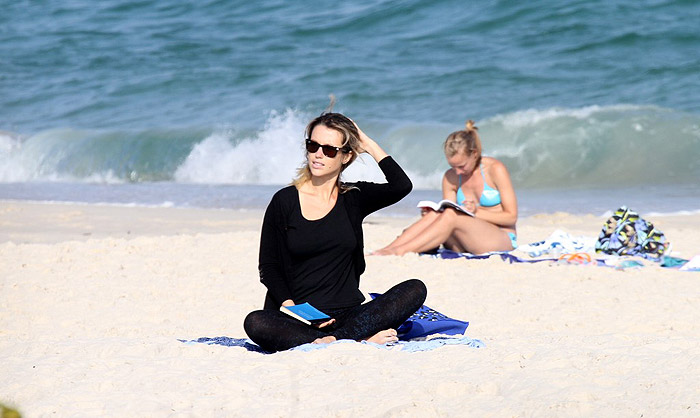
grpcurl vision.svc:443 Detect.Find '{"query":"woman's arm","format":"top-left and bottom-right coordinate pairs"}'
top-left (351, 124), bottom-right (412, 216)
top-left (356, 157), bottom-right (413, 217)
top-left (355, 123), bottom-right (388, 163)
top-left (258, 194), bottom-right (294, 306)
top-left (473, 160), bottom-right (518, 228)
top-left (441, 169), bottom-right (458, 202)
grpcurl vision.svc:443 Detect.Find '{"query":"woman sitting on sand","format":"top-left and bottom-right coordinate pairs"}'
top-left (374, 120), bottom-right (517, 256)
top-left (243, 111), bottom-right (427, 352)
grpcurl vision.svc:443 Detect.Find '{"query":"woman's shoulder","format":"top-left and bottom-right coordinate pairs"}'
top-left (482, 157), bottom-right (512, 185)
top-left (338, 183), bottom-right (361, 205)
top-left (268, 185), bottom-right (298, 208)
top-left (482, 157), bottom-right (507, 173)
top-left (272, 184), bottom-right (297, 198)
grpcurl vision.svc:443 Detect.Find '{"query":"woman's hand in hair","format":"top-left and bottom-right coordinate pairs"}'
top-left (352, 120), bottom-right (388, 162)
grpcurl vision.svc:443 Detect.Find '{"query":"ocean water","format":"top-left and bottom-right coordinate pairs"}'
top-left (2, 0), bottom-right (699, 216)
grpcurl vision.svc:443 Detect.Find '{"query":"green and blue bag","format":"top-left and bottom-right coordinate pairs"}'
top-left (595, 206), bottom-right (668, 261)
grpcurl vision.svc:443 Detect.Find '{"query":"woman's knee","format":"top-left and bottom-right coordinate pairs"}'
top-left (437, 208), bottom-right (462, 225)
top-left (243, 310), bottom-right (267, 337)
top-left (402, 278), bottom-right (427, 302)
top-left (410, 210), bottom-right (439, 230)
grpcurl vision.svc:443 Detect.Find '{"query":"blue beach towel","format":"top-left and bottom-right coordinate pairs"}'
top-left (424, 229), bottom-right (684, 271)
top-left (179, 336), bottom-right (272, 353)
top-left (424, 248), bottom-right (556, 264)
top-left (426, 248), bottom-right (620, 268)
top-left (179, 336), bottom-right (484, 353)
top-left (180, 297), bottom-right (482, 352)
top-left (518, 229), bottom-right (596, 258)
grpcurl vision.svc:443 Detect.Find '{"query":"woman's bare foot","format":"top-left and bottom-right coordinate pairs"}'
top-left (312, 335), bottom-right (337, 345)
top-left (366, 328), bottom-right (398, 345)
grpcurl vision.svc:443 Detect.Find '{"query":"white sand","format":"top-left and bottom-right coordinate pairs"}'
top-left (1, 201), bottom-right (699, 416)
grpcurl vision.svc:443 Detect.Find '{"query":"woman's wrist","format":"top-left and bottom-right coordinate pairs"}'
top-left (364, 140), bottom-right (388, 162)
top-left (354, 122), bottom-right (388, 162)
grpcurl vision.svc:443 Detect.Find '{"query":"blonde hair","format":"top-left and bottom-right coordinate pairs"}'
top-left (443, 120), bottom-right (482, 166)
top-left (292, 112), bottom-right (362, 193)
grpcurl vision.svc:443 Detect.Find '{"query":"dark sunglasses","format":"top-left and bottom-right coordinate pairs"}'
top-left (305, 139), bottom-right (349, 158)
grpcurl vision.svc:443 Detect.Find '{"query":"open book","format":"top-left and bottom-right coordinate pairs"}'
top-left (417, 200), bottom-right (474, 217)
top-left (280, 302), bottom-right (331, 325)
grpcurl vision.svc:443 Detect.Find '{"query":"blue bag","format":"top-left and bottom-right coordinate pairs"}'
top-left (370, 293), bottom-right (470, 340)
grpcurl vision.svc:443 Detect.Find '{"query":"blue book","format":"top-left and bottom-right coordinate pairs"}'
top-left (280, 302), bottom-right (331, 325)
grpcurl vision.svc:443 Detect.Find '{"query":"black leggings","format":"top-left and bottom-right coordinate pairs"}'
top-left (243, 279), bottom-right (427, 352)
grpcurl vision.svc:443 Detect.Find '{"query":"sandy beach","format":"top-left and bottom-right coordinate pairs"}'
top-left (1, 200), bottom-right (699, 417)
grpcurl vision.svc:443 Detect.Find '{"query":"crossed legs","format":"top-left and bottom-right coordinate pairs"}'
top-left (243, 279), bottom-right (427, 352)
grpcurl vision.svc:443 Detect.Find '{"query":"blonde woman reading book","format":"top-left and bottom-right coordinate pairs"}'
top-left (374, 120), bottom-right (517, 255)
top-left (243, 111), bottom-right (426, 352)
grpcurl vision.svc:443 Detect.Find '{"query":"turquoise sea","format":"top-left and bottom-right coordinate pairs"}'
top-left (2, 0), bottom-right (699, 216)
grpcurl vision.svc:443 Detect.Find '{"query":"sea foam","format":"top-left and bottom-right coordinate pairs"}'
top-left (1, 105), bottom-right (698, 191)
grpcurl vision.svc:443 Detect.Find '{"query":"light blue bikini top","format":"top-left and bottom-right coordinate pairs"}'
top-left (456, 165), bottom-right (502, 207)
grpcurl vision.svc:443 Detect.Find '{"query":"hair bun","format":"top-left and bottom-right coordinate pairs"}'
top-left (465, 120), bottom-right (478, 131)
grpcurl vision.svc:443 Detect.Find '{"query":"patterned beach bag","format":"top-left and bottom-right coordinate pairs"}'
top-left (594, 206), bottom-right (669, 261)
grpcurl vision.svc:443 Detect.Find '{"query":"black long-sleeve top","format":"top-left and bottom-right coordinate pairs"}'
top-left (258, 156), bottom-right (412, 310)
